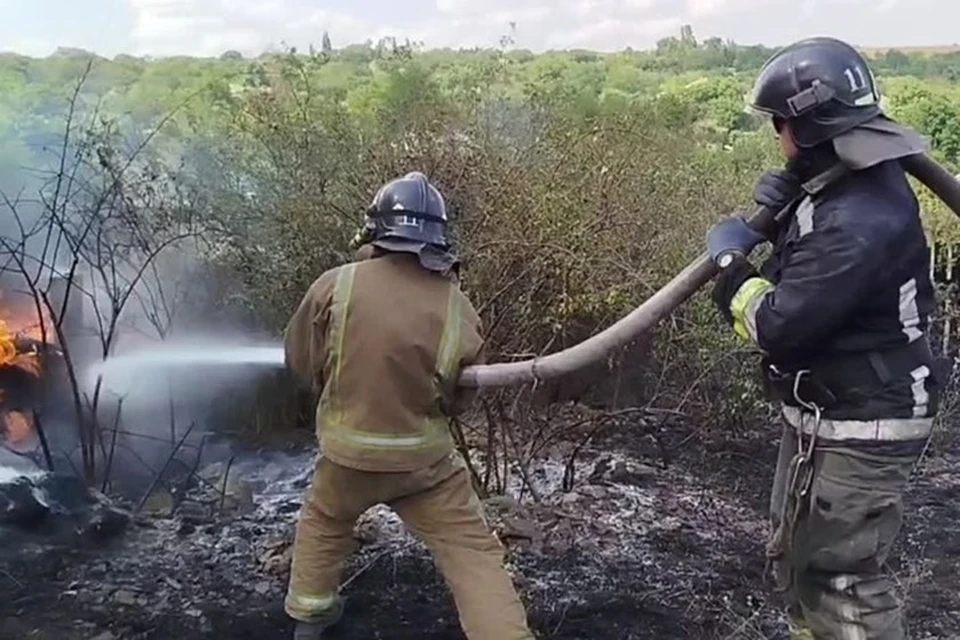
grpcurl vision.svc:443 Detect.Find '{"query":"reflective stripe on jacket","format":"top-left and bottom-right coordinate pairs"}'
top-left (284, 251), bottom-right (484, 472)
top-left (728, 160), bottom-right (940, 437)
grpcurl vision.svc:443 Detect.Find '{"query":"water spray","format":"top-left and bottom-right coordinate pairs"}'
top-left (86, 345), bottom-right (285, 382)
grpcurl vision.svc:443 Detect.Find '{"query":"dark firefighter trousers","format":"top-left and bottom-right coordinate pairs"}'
top-left (767, 422), bottom-right (924, 640)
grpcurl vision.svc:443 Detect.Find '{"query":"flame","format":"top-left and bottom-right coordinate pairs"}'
top-left (0, 292), bottom-right (56, 377)
top-left (0, 324), bottom-right (15, 366)
top-left (0, 289), bottom-right (56, 448)
top-left (0, 319), bottom-right (41, 377)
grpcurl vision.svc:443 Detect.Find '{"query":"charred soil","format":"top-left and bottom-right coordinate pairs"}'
top-left (2, 418), bottom-right (959, 640)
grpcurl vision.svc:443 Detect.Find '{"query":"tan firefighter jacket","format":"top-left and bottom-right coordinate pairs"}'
top-left (284, 250), bottom-right (485, 473)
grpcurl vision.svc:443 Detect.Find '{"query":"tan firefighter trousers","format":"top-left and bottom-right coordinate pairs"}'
top-left (285, 450), bottom-right (534, 640)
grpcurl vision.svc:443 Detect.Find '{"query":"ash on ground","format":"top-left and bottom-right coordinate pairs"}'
top-left (1, 418), bottom-right (958, 640)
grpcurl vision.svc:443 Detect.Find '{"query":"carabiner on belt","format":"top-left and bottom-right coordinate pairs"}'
top-left (790, 370), bottom-right (821, 499)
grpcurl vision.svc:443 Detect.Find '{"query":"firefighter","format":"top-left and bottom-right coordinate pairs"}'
top-left (282, 171), bottom-right (533, 640)
top-left (706, 37), bottom-right (943, 639)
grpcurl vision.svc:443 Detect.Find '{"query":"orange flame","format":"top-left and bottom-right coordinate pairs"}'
top-left (0, 290), bottom-right (56, 448)
top-left (0, 323), bottom-right (15, 367)
top-left (0, 291), bottom-right (56, 377)
top-left (0, 319), bottom-right (42, 377)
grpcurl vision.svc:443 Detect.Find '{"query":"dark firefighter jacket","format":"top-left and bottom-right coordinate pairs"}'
top-left (728, 159), bottom-right (941, 443)
top-left (284, 249), bottom-right (485, 473)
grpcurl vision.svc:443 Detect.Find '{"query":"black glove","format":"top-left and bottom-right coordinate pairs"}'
top-left (711, 255), bottom-right (759, 326)
top-left (753, 169), bottom-right (802, 211)
top-left (706, 216), bottom-right (765, 268)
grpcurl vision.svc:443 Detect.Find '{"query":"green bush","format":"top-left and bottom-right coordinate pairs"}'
top-left (196, 54), bottom-right (785, 432)
top-left (6, 37), bottom-right (960, 442)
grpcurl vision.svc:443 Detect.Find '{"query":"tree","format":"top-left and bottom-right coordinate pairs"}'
top-left (322, 31), bottom-right (333, 54)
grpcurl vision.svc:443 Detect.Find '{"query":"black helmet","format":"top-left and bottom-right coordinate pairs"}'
top-left (364, 171), bottom-right (449, 249)
top-left (749, 36), bottom-right (882, 148)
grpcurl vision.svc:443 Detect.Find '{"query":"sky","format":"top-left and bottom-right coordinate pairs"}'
top-left (3, 0), bottom-right (959, 58)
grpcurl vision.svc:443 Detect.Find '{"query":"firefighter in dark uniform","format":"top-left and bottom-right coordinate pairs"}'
top-left (706, 37), bottom-right (943, 639)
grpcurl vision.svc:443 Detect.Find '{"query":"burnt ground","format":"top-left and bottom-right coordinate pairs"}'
top-left (1, 416), bottom-right (959, 640)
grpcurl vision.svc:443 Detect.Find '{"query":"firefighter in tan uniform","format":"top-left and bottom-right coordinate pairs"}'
top-left (282, 171), bottom-right (534, 640)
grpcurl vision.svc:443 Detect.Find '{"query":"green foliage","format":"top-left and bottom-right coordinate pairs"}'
top-left (884, 77), bottom-right (960, 162)
top-left (6, 31), bottom-right (960, 430)
top-left (187, 51), bottom-right (782, 424)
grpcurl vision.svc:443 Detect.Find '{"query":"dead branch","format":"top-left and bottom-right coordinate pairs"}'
top-left (448, 416), bottom-right (486, 498)
top-left (481, 399), bottom-right (501, 494)
top-left (218, 454), bottom-right (237, 514)
top-left (502, 407), bottom-right (542, 503)
top-left (31, 409), bottom-right (55, 472)
top-left (101, 398), bottom-right (124, 492)
top-left (134, 422), bottom-right (196, 514)
top-left (341, 550), bottom-right (389, 591)
top-left (172, 433), bottom-right (211, 515)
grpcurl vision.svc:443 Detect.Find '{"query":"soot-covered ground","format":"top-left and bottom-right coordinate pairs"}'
top-left (2, 417), bottom-right (959, 640)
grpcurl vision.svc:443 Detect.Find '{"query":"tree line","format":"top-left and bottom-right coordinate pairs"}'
top-left (2, 29), bottom-right (959, 485)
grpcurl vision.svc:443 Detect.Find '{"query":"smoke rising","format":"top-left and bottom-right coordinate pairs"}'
top-left (0, 69), bottom-right (291, 494)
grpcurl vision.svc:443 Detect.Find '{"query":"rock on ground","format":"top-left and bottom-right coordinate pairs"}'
top-left (0, 471), bottom-right (129, 555)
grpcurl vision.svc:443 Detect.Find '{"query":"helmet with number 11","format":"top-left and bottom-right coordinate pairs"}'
top-left (749, 36), bottom-right (883, 148)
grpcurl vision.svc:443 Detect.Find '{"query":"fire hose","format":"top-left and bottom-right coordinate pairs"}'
top-left (458, 153), bottom-right (960, 388)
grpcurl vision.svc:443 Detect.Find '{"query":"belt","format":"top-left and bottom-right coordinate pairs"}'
top-left (762, 336), bottom-right (943, 409)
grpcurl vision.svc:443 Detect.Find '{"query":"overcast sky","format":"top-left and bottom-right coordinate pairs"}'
top-left (4, 0), bottom-right (959, 58)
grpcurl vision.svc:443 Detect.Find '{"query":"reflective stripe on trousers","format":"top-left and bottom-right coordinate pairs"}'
top-left (781, 406), bottom-right (934, 442)
top-left (319, 262), bottom-right (464, 452)
top-left (285, 591), bottom-right (340, 624)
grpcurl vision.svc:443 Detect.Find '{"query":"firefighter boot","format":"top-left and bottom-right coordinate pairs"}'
top-left (291, 597), bottom-right (345, 639)
top-left (293, 623), bottom-right (325, 640)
